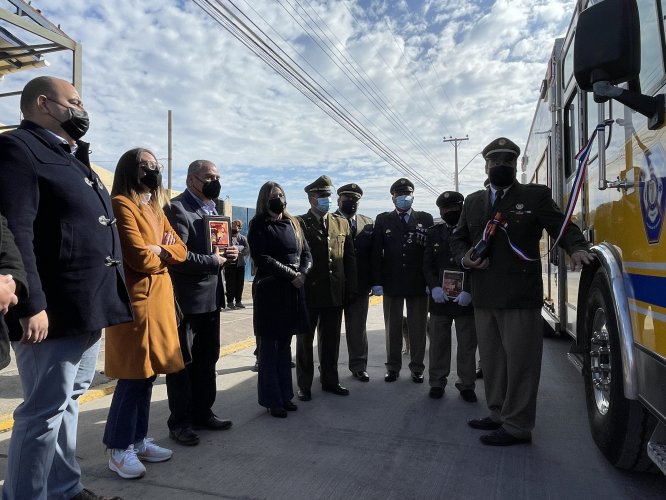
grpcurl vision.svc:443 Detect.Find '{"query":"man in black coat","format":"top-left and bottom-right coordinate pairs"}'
top-left (165, 159), bottom-right (238, 446)
top-left (371, 178), bottom-right (434, 383)
top-left (0, 76), bottom-right (132, 500)
top-left (335, 183), bottom-right (374, 381)
top-left (0, 213), bottom-right (28, 371)
top-left (451, 137), bottom-right (593, 446)
top-left (423, 192), bottom-right (477, 402)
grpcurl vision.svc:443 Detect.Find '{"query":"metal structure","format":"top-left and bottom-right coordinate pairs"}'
top-left (0, 0), bottom-right (81, 129)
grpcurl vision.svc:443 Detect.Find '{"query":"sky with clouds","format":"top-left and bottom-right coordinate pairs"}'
top-left (0, 0), bottom-right (577, 217)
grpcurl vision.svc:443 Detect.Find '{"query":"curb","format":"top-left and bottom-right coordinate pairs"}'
top-left (0, 337), bottom-right (258, 434)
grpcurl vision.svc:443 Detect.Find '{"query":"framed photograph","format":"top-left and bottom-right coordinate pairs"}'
top-left (203, 215), bottom-right (231, 254)
top-left (442, 270), bottom-right (464, 299)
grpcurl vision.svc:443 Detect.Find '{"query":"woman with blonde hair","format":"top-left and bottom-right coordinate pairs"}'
top-left (103, 147), bottom-right (187, 479)
top-left (248, 181), bottom-right (311, 417)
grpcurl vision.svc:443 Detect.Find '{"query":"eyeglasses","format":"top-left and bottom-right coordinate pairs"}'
top-left (138, 161), bottom-right (164, 172)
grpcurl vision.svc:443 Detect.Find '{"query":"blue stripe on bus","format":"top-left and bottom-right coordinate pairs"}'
top-left (626, 273), bottom-right (666, 309)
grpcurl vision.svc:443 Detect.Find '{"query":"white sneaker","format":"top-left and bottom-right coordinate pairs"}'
top-left (108, 445), bottom-right (146, 479)
top-left (134, 437), bottom-right (173, 463)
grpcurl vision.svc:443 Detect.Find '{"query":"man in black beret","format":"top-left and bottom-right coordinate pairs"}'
top-left (335, 183), bottom-right (373, 382)
top-left (296, 176), bottom-right (357, 400)
top-left (371, 178), bottom-right (434, 383)
top-left (423, 192), bottom-right (477, 401)
top-left (451, 137), bottom-right (594, 446)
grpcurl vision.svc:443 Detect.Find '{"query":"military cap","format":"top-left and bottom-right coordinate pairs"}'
top-left (337, 183), bottom-right (363, 198)
top-left (482, 137), bottom-right (521, 160)
top-left (304, 175), bottom-right (333, 194)
top-left (390, 177), bottom-right (414, 194)
top-left (436, 191), bottom-right (464, 209)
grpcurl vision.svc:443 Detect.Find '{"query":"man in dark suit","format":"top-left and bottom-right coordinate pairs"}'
top-left (296, 175), bottom-right (357, 400)
top-left (371, 178), bottom-right (434, 383)
top-left (165, 160), bottom-right (238, 446)
top-left (335, 183), bottom-right (373, 382)
top-left (224, 219), bottom-right (250, 309)
top-left (0, 213), bottom-right (28, 371)
top-left (423, 191), bottom-right (477, 401)
top-left (451, 137), bottom-right (593, 446)
top-left (0, 76), bottom-right (132, 500)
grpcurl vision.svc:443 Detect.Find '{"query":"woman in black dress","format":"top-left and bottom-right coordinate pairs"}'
top-left (248, 181), bottom-right (312, 417)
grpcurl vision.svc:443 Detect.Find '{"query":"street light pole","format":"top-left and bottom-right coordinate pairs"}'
top-left (443, 135), bottom-right (468, 192)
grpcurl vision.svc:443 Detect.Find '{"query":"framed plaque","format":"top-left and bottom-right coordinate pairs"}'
top-left (442, 270), bottom-right (464, 298)
top-left (204, 215), bottom-right (231, 254)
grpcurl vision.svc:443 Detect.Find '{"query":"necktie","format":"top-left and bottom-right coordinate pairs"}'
top-left (349, 218), bottom-right (357, 237)
top-left (492, 189), bottom-right (504, 210)
top-left (321, 215), bottom-right (327, 233)
top-left (399, 212), bottom-right (408, 225)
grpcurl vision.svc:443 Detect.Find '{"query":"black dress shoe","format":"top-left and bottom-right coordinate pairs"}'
top-left (411, 372), bottom-right (424, 383)
top-left (353, 370), bottom-right (370, 382)
top-left (476, 367), bottom-right (483, 379)
top-left (192, 415), bottom-right (232, 431)
top-left (297, 389), bottom-right (312, 401)
top-left (283, 400), bottom-right (298, 411)
top-left (429, 387), bottom-right (444, 399)
top-left (460, 389), bottom-right (478, 402)
top-left (290, 361), bottom-right (296, 368)
top-left (467, 416), bottom-right (502, 430)
top-left (480, 427), bottom-right (532, 446)
top-left (269, 407), bottom-right (288, 418)
top-left (235, 302), bottom-right (246, 309)
top-left (384, 371), bottom-right (399, 382)
top-left (169, 426), bottom-right (200, 446)
top-left (322, 384), bottom-right (350, 396)
top-left (70, 489), bottom-right (123, 500)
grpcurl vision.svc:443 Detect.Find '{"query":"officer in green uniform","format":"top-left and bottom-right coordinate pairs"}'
top-left (451, 137), bottom-right (594, 446)
top-left (296, 175), bottom-right (357, 401)
top-left (371, 178), bottom-right (434, 383)
top-left (335, 183), bottom-right (374, 382)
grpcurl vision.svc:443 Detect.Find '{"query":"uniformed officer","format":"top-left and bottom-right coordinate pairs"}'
top-left (423, 191), bottom-right (477, 401)
top-left (371, 178), bottom-right (434, 383)
top-left (296, 175), bottom-right (357, 400)
top-left (451, 137), bottom-right (594, 446)
top-left (335, 183), bottom-right (373, 382)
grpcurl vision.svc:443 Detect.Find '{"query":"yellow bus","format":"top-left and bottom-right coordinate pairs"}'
top-left (522, 0), bottom-right (665, 473)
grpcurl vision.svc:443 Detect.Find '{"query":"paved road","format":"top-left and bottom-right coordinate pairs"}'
top-left (1, 295), bottom-right (664, 499)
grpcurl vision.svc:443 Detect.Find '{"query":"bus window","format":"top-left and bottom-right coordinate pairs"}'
top-left (563, 92), bottom-right (579, 179)
top-left (639, 0), bottom-right (665, 93)
top-left (562, 35), bottom-right (575, 90)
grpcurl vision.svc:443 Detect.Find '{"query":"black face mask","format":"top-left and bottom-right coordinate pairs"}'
top-left (488, 165), bottom-right (516, 188)
top-left (46, 99), bottom-right (90, 140)
top-left (268, 197), bottom-right (286, 214)
top-left (201, 179), bottom-right (221, 199)
top-left (442, 209), bottom-right (461, 226)
top-left (232, 228), bottom-right (239, 235)
top-left (140, 168), bottom-right (162, 190)
top-left (339, 199), bottom-right (358, 216)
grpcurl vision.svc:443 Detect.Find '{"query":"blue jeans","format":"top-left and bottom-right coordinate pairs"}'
top-left (103, 377), bottom-right (155, 449)
top-left (3, 331), bottom-right (101, 500)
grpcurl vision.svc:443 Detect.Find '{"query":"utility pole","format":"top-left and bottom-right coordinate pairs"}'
top-left (443, 135), bottom-right (468, 192)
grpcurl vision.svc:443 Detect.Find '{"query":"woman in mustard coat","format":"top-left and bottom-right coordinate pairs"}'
top-left (103, 147), bottom-right (187, 480)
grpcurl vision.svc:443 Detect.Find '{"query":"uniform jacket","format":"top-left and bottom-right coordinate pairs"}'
top-left (0, 120), bottom-right (133, 341)
top-left (248, 217), bottom-right (312, 339)
top-left (0, 214), bottom-right (28, 370)
top-left (371, 209), bottom-right (434, 296)
top-left (450, 183), bottom-right (589, 309)
top-left (334, 210), bottom-right (373, 294)
top-left (297, 210), bottom-right (357, 309)
top-left (104, 196), bottom-right (187, 379)
top-left (423, 221), bottom-right (473, 317)
top-left (165, 190), bottom-right (226, 315)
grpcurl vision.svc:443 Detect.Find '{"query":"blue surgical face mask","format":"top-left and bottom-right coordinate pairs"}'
top-left (395, 195), bottom-right (413, 211)
top-left (316, 196), bottom-right (331, 213)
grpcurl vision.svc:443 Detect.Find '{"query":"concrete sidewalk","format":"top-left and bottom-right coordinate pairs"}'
top-left (1, 296), bottom-right (664, 499)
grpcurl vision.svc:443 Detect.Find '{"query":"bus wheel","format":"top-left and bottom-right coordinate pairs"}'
top-left (583, 270), bottom-right (656, 471)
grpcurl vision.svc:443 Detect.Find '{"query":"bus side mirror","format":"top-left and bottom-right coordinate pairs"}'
top-left (573, 0), bottom-right (640, 90)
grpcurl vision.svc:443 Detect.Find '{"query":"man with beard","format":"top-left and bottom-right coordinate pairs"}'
top-left (451, 137), bottom-right (593, 446)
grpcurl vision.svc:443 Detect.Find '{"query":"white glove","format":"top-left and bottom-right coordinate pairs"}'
top-left (431, 286), bottom-right (446, 303)
top-left (453, 291), bottom-right (472, 307)
top-left (371, 285), bottom-right (384, 296)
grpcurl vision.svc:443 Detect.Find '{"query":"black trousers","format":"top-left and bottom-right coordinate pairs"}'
top-left (296, 305), bottom-right (343, 390)
top-left (257, 336), bottom-right (294, 408)
top-left (166, 311), bottom-right (220, 429)
top-left (224, 265), bottom-right (246, 304)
